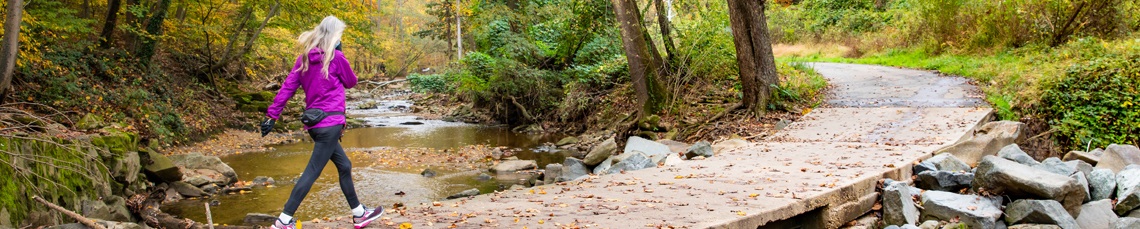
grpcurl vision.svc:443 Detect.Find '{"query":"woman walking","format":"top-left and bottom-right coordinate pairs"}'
top-left (260, 16), bottom-right (383, 229)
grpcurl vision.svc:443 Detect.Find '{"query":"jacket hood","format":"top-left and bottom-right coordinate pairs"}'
top-left (307, 48), bottom-right (332, 63)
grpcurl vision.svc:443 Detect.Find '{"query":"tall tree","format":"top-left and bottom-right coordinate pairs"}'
top-left (726, 0), bottom-right (778, 115)
top-left (652, 0), bottom-right (677, 66)
top-left (138, 0), bottom-right (172, 62)
top-left (99, 0), bottom-right (123, 48)
top-left (611, 0), bottom-right (670, 116)
top-left (0, 0), bottom-right (22, 103)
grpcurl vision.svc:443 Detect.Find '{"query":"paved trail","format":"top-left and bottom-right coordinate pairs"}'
top-left (307, 63), bottom-right (993, 228)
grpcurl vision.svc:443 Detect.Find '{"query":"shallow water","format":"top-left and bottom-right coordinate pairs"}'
top-left (163, 101), bottom-right (568, 225)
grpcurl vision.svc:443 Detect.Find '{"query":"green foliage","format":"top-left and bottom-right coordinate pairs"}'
top-left (0, 136), bottom-right (112, 225)
top-left (769, 62), bottom-right (828, 111)
top-left (408, 73), bottom-right (451, 93)
top-left (1040, 55), bottom-right (1140, 149)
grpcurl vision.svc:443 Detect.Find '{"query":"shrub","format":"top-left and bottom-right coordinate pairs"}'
top-left (407, 73), bottom-right (450, 93)
top-left (1039, 55), bottom-right (1139, 149)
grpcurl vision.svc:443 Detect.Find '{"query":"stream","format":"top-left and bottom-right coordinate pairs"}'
top-left (162, 97), bottom-right (569, 225)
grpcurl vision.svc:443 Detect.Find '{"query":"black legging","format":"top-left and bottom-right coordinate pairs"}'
top-left (282, 125), bottom-right (359, 215)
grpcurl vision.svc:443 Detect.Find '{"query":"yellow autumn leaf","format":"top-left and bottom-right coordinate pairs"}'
top-left (399, 222), bottom-right (413, 229)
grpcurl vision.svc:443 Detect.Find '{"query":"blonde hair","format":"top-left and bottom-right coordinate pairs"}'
top-left (296, 16), bottom-right (347, 79)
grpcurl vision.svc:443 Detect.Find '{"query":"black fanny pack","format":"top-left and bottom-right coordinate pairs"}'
top-left (300, 108), bottom-right (344, 126)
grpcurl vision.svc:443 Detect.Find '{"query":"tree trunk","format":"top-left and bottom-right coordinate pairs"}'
top-left (208, 1), bottom-right (278, 73)
top-left (137, 0), bottom-right (172, 63)
top-left (611, 0), bottom-right (669, 116)
top-left (99, 0), bottom-right (123, 49)
top-left (653, 0), bottom-right (678, 66)
top-left (726, 0), bottom-right (779, 115)
top-left (0, 0), bottom-right (22, 103)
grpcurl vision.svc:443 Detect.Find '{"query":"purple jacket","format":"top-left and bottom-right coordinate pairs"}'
top-left (266, 48), bottom-right (358, 129)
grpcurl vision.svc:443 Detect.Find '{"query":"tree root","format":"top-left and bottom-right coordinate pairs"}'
top-left (509, 96), bottom-right (536, 122)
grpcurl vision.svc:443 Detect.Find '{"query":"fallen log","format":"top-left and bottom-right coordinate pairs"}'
top-left (32, 196), bottom-right (107, 229)
top-left (129, 188), bottom-right (253, 229)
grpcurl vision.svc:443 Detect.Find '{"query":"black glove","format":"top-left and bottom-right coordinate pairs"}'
top-left (260, 119), bottom-right (276, 137)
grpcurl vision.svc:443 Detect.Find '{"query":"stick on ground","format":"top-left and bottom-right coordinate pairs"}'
top-left (32, 195), bottom-right (108, 229)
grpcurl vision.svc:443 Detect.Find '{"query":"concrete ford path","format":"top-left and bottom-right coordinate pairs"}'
top-left (315, 63), bottom-right (993, 228)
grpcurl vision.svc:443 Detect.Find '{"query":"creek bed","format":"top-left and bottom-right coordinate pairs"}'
top-left (163, 101), bottom-right (568, 225)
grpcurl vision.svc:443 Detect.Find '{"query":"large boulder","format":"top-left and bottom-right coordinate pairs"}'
top-left (170, 153), bottom-right (237, 184)
top-left (882, 182), bottom-right (920, 225)
top-left (920, 190), bottom-right (1003, 229)
top-left (171, 181), bottom-right (205, 197)
top-left (1089, 168), bottom-right (1117, 200)
top-left (1064, 151), bottom-right (1101, 166)
top-left (1075, 199), bottom-right (1118, 229)
top-left (936, 121), bottom-right (1024, 165)
top-left (140, 150), bottom-right (182, 183)
top-left (914, 171), bottom-right (974, 192)
top-left (1115, 166), bottom-right (1140, 212)
top-left (973, 156), bottom-right (1085, 217)
top-left (80, 196), bottom-right (134, 222)
top-left (559, 158), bottom-right (590, 182)
top-left (492, 160), bottom-right (537, 173)
top-left (181, 169), bottom-right (229, 186)
top-left (685, 141), bottom-right (714, 159)
top-left (1096, 144), bottom-right (1140, 173)
top-left (926, 153), bottom-right (971, 172)
top-left (543, 163), bottom-right (562, 184)
top-left (1115, 218), bottom-right (1140, 229)
top-left (603, 151), bottom-right (653, 175)
top-left (1035, 157), bottom-right (1077, 176)
top-left (446, 188), bottom-right (480, 199)
top-left (1004, 199), bottom-right (1079, 229)
top-left (999, 144), bottom-right (1041, 167)
top-left (623, 136), bottom-right (671, 157)
top-left (583, 138), bottom-right (617, 166)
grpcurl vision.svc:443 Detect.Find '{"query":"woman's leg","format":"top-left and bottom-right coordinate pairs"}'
top-left (281, 126), bottom-right (340, 215)
top-left (329, 129), bottom-right (361, 208)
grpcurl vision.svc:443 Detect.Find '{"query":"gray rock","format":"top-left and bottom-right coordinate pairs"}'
top-left (920, 190), bottom-right (1003, 229)
top-left (48, 220), bottom-right (146, 229)
top-left (915, 171), bottom-right (974, 192)
top-left (884, 226), bottom-right (900, 229)
top-left (170, 153), bottom-right (237, 184)
top-left (421, 168), bottom-right (438, 177)
top-left (593, 158), bottom-right (612, 175)
top-left (183, 175), bottom-right (211, 187)
top-left (685, 141), bottom-right (714, 159)
top-left (1115, 217), bottom-right (1140, 229)
top-left (476, 173), bottom-right (492, 181)
top-left (1076, 199), bottom-right (1118, 229)
top-left (583, 138), bottom-right (616, 166)
top-left (604, 151), bottom-right (653, 175)
top-left (80, 196), bottom-right (134, 222)
top-left (1070, 172), bottom-right (1091, 202)
top-left (1129, 209), bottom-right (1140, 218)
top-left (1090, 168), bottom-right (1117, 200)
top-left (882, 182), bottom-right (920, 225)
top-left (927, 153), bottom-right (971, 172)
top-left (663, 154), bottom-right (683, 166)
top-left (1096, 144), bottom-right (1140, 173)
top-left (1075, 160), bottom-right (1094, 178)
top-left (649, 153), bottom-right (668, 166)
top-left (1035, 157), bottom-right (1078, 176)
top-left (1115, 189), bottom-right (1140, 215)
top-left (1000, 144), bottom-right (1042, 167)
top-left (446, 188), bottom-right (480, 199)
top-left (1007, 225), bottom-right (1062, 229)
top-left (938, 121), bottom-right (1025, 165)
top-left (244, 213), bottom-right (278, 226)
top-left (1065, 151), bottom-right (1101, 166)
top-left (559, 158), bottom-right (590, 182)
top-left (623, 136), bottom-right (671, 157)
top-left (973, 156), bottom-right (1085, 217)
top-left (1004, 199), bottom-right (1079, 229)
top-left (200, 183), bottom-right (219, 193)
top-left (1116, 166), bottom-right (1140, 201)
top-left (492, 160), bottom-right (537, 173)
top-left (141, 150), bottom-right (182, 182)
top-left (914, 161), bottom-right (938, 175)
top-left (252, 176), bottom-right (276, 186)
top-left (543, 163), bottom-right (562, 184)
top-left (918, 220), bottom-right (940, 229)
top-left (163, 187), bottom-right (183, 203)
top-left (657, 140), bottom-right (690, 155)
top-left (171, 181), bottom-right (205, 197)
top-left (491, 148), bottom-right (504, 160)
top-left (180, 168), bottom-right (229, 186)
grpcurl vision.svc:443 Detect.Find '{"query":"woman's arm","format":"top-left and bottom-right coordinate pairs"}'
top-left (333, 51), bottom-right (358, 89)
top-left (266, 55), bottom-right (305, 119)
